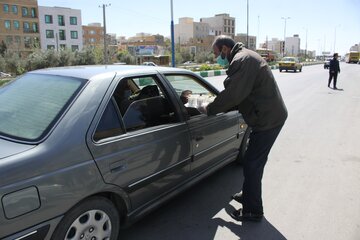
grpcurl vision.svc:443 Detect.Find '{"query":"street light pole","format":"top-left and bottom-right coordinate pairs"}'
top-left (281, 17), bottom-right (290, 56)
top-left (100, 3), bottom-right (111, 64)
top-left (170, 0), bottom-right (175, 67)
top-left (246, 0), bottom-right (249, 48)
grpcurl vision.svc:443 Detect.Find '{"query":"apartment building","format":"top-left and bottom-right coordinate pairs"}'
top-left (174, 17), bottom-right (210, 44)
top-left (38, 6), bottom-right (82, 51)
top-left (234, 33), bottom-right (257, 51)
top-left (82, 23), bottom-right (104, 47)
top-left (200, 13), bottom-right (235, 39)
top-left (0, 0), bottom-right (40, 56)
top-left (285, 34), bottom-right (300, 56)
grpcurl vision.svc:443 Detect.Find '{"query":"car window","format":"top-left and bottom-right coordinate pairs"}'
top-left (94, 76), bottom-right (179, 140)
top-left (0, 73), bottom-right (85, 142)
top-left (164, 74), bottom-right (216, 117)
top-left (94, 98), bottom-right (124, 141)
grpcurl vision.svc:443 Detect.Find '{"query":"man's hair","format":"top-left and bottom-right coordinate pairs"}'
top-left (212, 35), bottom-right (236, 50)
top-left (333, 53), bottom-right (338, 58)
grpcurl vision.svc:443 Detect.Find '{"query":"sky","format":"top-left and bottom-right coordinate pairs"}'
top-left (38, 0), bottom-right (360, 56)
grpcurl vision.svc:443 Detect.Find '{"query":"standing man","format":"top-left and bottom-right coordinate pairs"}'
top-left (328, 53), bottom-right (341, 89)
top-left (206, 35), bottom-right (287, 222)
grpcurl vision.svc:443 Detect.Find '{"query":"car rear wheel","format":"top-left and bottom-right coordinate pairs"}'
top-left (300, 67), bottom-right (302, 72)
top-left (51, 197), bottom-right (120, 240)
top-left (236, 127), bottom-right (251, 165)
top-left (279, 69), bottom-right (282, 72)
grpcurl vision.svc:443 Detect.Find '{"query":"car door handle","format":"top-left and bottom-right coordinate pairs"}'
top-left (195, 136), bottom-right (204, 141)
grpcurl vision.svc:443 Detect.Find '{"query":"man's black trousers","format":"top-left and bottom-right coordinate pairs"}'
top-left (242, 125), bottom-right (283, 214)
top-left (328, 72), bottom-right (338, 88)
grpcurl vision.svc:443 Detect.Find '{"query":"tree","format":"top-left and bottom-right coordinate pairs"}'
top-left (0, 41), bottom-right (7, 57)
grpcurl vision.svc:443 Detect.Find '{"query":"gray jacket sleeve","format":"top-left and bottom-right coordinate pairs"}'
top-left (207, 54), bottom-right (258, 115)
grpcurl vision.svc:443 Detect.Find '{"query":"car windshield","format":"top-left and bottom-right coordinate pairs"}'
top-left (0, 73), bottom-right (86, 142)
top-left (282, 57), bottom-right (295, 61)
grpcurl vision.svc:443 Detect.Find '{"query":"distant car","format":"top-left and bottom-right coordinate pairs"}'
top-left (324, 59), bottom-right (331, 69)
top-left (278, 57), bottom-right (302, 72)
top-left (183, 61), bottom-right (195, 65)
top-left (142, 62), bottom-right (157, 66)
top-left (0, 72), bottom-right (11, 78)
top-left (0, 65), bottom-right (249, 239)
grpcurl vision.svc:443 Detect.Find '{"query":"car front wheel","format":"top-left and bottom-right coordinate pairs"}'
top-left (51, 197), bottom-right (120, 240)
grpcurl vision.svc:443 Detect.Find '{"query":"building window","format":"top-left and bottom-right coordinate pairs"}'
top-left (59, 44), bottom-right (66, 50)
top-left (58, 15), bottom-right (65, 26)
top-left (59, 30), bottom-right (66, 40)
top-left (71, 45), bottom-right (79, 51)
top-left (224, 27), bottom-right (226, 33)
top-left (22, 7), bottom-right (28, 17)
top-left (12, 5), bottom-right (17, 14)
top-left (32, 23), bottom-right (38, 33)
top-left (223, 19), bottom-right (226, 25)
top-left (13, 20), bottom-right (20, 30)
top-left (45, 15), bottom-right (53, 24)
top-left (15, 36), bottom-right (20, 44)
top-left (70, 31), bottom-right (78, 39)
top-left (3, 4), bottom-right (9, 13)
top-left (24, 36), bottom-right (31, 48)
top-left (70, 16), bottom-right (77, 25)
top-left (232, 20), bottom-right (235, 26)
top-left (89, 30), bottom-right (96, 35)
top-left (6, 36), bottom-right (12, 44)
top-left (23, 22), bottom-right (30, 32)
top-left (47, 45), bottom-right (55, 50)
top-left (4, 20), bottom-right (11, 29)
top-left (31, 8), bottom-right (36, 18)
top-left (46, 30), bottom-right (54, 38)
top-left (89, 38), bottom-right (96, 43)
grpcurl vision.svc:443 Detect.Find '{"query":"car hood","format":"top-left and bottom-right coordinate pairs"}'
top-left (0, 138), bottom-right (36, 160)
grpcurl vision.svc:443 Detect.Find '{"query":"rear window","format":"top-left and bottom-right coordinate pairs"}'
top-left (0, 73), bottom-right (86, 142)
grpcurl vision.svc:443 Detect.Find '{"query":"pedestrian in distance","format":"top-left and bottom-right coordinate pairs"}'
top-left (206, 35), bottom-right (288, 222)
top-left (328, 53), bottom-right (341, 90)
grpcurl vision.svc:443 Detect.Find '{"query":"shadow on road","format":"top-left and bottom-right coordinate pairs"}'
top-left (120, 162), bottom-right (286, 240)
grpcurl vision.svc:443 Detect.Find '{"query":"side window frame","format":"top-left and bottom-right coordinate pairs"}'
top-left (92, 73), bottom-right (184, 143)
top-left (161, 73), bottom-right (219, 120)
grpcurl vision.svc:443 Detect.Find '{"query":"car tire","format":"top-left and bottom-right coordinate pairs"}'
top-left (294, 68), bottom-right (297, 72)
top-left (300, 67), bottom-right (302, 72)
top-left (51, 197), bottom-right (120, 240)
top-left (279, 69), bottom-right (282, 72)
top-left (236, 127), bottom-right (251, 165)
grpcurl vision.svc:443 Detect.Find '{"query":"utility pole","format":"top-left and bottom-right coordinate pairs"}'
top-left (281, 17), bottom-right (290, 56)
top-left (100, 3), bottom-right (111, 64)
top-left (170, 0), bottom-right (175, 67)
top-left (246, 0), bottom-right (249, 48)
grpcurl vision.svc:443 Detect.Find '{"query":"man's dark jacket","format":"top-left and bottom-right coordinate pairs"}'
top-left (329, 58), bottom-right (340, 74)
top-left (207, 43), bottom-right (288, 132)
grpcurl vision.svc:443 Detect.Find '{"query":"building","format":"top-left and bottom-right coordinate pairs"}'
top-left (285, 34), bottom-right (300, 56)
top-left (264, 38), bottom-right (284, 55)
top-left (38, 6), bottom-right (82, 51)
top-left (200, 13), bottom-right (235, 39)
top-left (174, 17), bottom-right (210, 44)
top-left (0, 0), bottom-right (40, 56)
top-left (234, 33), bottom-right (256, 50)
top-left (82, 23), bottom-right (104, 47)
top-left (127, 33), bottom-right (164, 46)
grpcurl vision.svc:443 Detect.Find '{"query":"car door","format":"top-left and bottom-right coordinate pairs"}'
top-left (87, 73), bottom-right (191, 210)
top-left (162, 73), bottom-right (244, 175)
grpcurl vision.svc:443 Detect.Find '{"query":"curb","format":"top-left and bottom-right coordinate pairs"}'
top-left (195, 62), bottom-right (323, 77)
top-left (196, 69), bottom-right (227, 77)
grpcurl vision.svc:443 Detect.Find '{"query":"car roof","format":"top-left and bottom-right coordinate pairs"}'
top-left (30, 65), bottom-right (189, 80)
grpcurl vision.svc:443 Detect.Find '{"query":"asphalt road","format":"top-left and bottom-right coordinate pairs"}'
top-left (120, 63), bottom-right (360, 240)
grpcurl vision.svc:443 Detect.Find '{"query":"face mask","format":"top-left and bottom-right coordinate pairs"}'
top-left (217, 55), bottom-right (229, 67)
